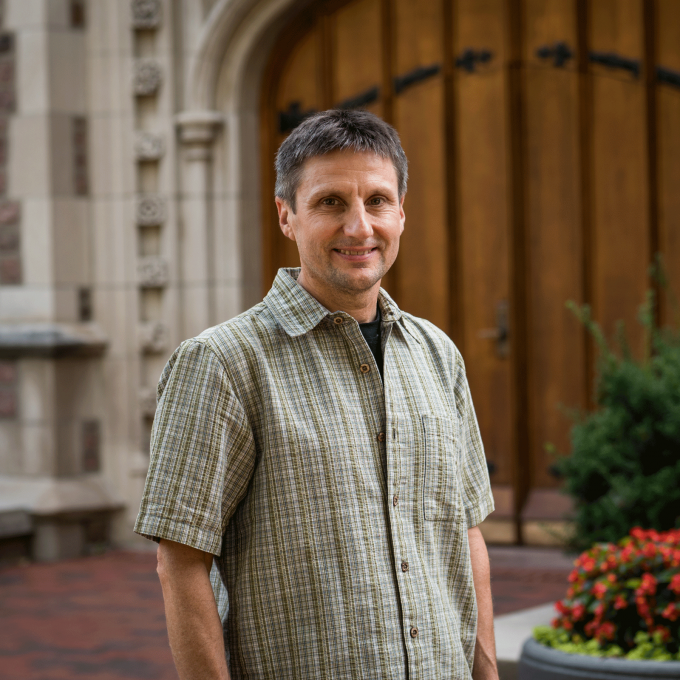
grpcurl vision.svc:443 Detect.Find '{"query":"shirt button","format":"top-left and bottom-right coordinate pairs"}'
top-left (410, 627), bottom-right (419, 638)
top-left (360, 363), bottom-right (370, 373)
top-left (401, 561), bottom-right (409, 572)
top-left (377, 432), bottom-right (386, 442)
top-left (392, 495), bottom-right (399, 506)
top-left (333, 316), bottom-right (343, 325)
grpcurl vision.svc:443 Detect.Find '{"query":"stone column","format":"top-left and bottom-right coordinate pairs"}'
top-left (175, 111), bottom-right (224, 339)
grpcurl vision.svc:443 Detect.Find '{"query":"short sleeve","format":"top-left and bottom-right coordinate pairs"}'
top-left (134, 339), bottom-right (256, 555)
top-left (454, 351), bottom-right (495, 529)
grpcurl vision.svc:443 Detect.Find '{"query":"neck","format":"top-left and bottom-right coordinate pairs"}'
top-left (296, 269), bottom-right (380, 323)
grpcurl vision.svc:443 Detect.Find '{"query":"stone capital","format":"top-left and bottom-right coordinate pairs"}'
top-left (175, 111), bottom-right (224, 153)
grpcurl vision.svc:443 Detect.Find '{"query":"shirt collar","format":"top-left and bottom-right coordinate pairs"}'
top-left (264, 268), bottom-right (403, 337)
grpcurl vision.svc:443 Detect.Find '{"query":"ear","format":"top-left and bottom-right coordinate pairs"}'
top-left (399, 194), bottom-right (406, 235)
top-left (275, 197), bottom-right (296, 242)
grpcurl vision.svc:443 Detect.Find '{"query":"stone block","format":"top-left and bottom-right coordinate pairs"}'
top-left (136, 194), bottom-right (165, 226)
top-left (138, 320), bottom-right (168, 353)
top-left (0, 385), bottom-right (16, 417)
top-left (72, 116), bottom-right (88, 195)
top-left (131, 0), bottom-right (161, 30)
top-left (134, 131), bottom-right (164, 161)
top-left (0, 199), bottom-right (19, 224)
top-left (0, 360), bottom-right (16, 382)
top-left (0, 255), bottom-right (20, 283)
top-left (33, 520), bottom-right (84, 561)
top-left (82, 419), bottom-right (100, 472)
top-left (137, 255), bottom-right (168, 288)
top-left (138, 385), bottom-right (156, 418)
top-left (133, 59), bottom-right (162, 96)
top-left (0, 223), bottom-right (18, 251)
top-left (0, 51), bottom-right (15, 114)
top-left (0, 509), bottom-right (32, 538)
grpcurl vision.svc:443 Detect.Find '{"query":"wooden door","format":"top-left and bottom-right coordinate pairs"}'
top-left (260, 0), bottom-right (680, 543)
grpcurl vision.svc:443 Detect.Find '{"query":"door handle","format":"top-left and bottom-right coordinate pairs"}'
top-left (478, 300), bottom-right (509, 358)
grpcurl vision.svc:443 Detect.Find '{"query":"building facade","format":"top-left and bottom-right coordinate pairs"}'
top-left (1, 0), bottom-right (679, 560)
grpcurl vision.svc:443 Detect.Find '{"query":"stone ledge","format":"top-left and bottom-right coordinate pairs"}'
top-left (0, 322), bottom-right (108, 358)
top-left (0, 475), bottom-right (124, 517)
top-left (0, 475), bottom-right (125, 562)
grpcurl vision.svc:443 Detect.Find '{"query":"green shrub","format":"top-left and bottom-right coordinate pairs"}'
top-left (556, 295), bottom-right (680, 551)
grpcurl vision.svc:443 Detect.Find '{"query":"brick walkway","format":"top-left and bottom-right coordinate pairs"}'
top-left (0, 546), bottom-right (574, 679)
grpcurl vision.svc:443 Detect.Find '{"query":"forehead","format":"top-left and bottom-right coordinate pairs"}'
top-left (297, 149), bottom-right (398, 194)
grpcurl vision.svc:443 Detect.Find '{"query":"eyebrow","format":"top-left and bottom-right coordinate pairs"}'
top-left (306, 183), bottom-right (398, 202)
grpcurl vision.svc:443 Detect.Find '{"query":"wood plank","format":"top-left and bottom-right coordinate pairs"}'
top-left (589, 0), bottom-right (650, 354)
top-left (522, 0), bottom-right (586, 490)
top-left (656, 0), bottom-right (680, 327)
top-left (268, 27), bottom-right (323, 281)
top-left (454, 0), bottom-right (513, 487)
top-left (332, 0), bottom-right (383, 116)
top-left (392, 0), bottom-right (448, 329)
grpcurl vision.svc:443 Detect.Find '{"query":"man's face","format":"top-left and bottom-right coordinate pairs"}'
top-left (276, 149), bottom-right (405, 297)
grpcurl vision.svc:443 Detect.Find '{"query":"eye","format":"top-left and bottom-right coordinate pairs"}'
top-left (321, 197), bottom-right (339, 206)
top-left (368, 197), bottom-right (385, 206)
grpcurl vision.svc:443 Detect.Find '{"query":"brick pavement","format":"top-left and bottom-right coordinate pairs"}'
top-left (0, 546), bottom-right (574, 679)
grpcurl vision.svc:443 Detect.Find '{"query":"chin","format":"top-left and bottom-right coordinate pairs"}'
top-left (332, 267), bottom-right (383, 292)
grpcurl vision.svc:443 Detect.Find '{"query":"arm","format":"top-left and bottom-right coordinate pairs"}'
top-left (157, 538), bottom-right (230, 680)
top-left (468, 526), bottom-right (499, 680)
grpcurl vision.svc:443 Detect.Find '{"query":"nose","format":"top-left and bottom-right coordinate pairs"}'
top-left (344, 199), bottom-right (373, 239)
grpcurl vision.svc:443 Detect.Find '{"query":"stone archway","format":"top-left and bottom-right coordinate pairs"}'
top-left (175, 0), bottom-right (317, 338)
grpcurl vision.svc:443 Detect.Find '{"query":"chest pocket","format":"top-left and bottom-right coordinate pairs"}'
top-left (422, 414), bottom-right (460, 521)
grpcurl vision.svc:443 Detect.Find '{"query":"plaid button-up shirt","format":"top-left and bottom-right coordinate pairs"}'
top-left (135, 268), bottom-right (494, 680)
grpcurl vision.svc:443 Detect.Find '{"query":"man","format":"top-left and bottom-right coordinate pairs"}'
top-left (135, 109), bottom-right (498, 680)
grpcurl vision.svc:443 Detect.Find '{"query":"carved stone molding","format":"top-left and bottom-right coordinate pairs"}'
top-left (138, 321), bottom-right (168, 354)
top-left (135, 194), bottom-right (166, 226)
top-left (134, 131), bottom-right (165, 161)
top-left (137, 256), bottom-right (169, 288)
top-left (175, 110), bottom-right (224, 161)
top-left (131, 0), bottom-right (162, 29)
top-left (139, 386), bottom-right (157, 418)
top-left (133, 59), bottom-right (162, 96)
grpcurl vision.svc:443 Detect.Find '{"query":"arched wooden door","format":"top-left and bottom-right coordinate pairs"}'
top-left (260, 0), bottom-right (680, 543)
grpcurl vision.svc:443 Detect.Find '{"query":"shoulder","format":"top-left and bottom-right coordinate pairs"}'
top-left (400, 312), bottom-right (465, 376)
top-left (165, 302), bottom-right (281, 393)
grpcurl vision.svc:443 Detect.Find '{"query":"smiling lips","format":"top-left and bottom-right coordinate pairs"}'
top-left (335, 248), bottom-right (376, 256)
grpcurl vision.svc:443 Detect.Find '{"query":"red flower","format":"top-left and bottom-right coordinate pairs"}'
top-left (592, 581), bottom-right (608, 599)
top-left (613, 595), bottom-right (628, 610)
top-left (670, 574), bottom-right (680, 595)
top-left (661, 603), bottom-right (679, 622)
top-left (581, 557), bottom-right (596, 573)
top-left (595, 621), bottom-right (616, 641)
top-left (571, 603), bottom-right (586, 621)
top-left (555, 600), bottom-right (570, 616)
top-left (643, 543), bottom-right (658, 559)
top-left (636, 573), bottom-right (657, 597)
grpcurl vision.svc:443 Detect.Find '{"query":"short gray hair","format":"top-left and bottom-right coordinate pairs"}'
top-left (275, 109), bottom-right (408, 212)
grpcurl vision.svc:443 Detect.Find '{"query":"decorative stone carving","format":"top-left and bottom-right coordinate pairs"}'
top-left (136, 194), bottom-right (166, 226)
top-left (139, 386), bottom-right (157, 418)
top-left (133, 59), bottom-right (162, 96)
top-left (137, 256), bottom-right (169, 288)
top-left (138, 321), bottom-right (168, 354)
top-left (131, 0), bottom-right (161, 29)
top-left (134, 131), bottom-right (165, 161)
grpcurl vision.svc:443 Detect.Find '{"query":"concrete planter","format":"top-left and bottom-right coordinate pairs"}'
top-left (518, 638), bottom-right (680, 680)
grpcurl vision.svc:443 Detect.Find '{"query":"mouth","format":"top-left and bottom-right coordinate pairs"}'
top-left (333, 247), bottom-right (378, 260)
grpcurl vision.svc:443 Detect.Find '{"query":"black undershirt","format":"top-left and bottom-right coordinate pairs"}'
top-left (359, 308), bottom-right (383, 379)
